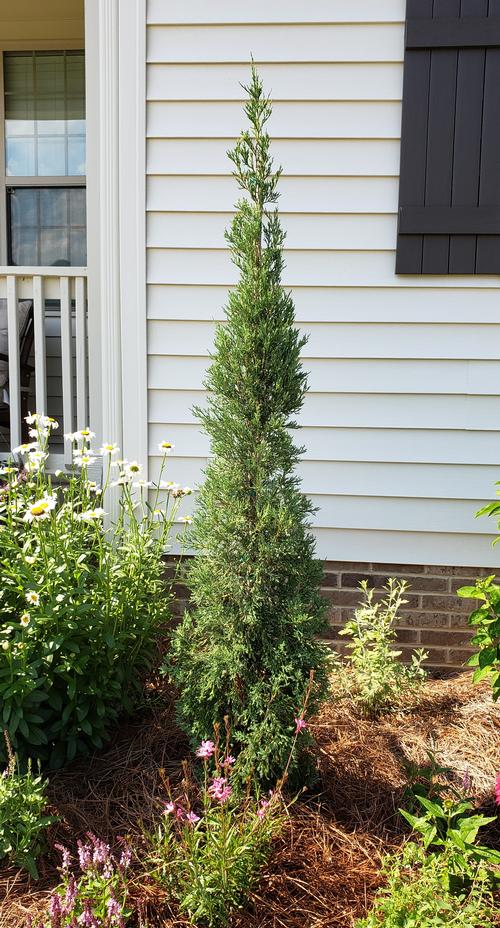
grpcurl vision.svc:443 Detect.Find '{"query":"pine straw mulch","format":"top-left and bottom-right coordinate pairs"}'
top-left (1, 672), bottom-right (499, 928)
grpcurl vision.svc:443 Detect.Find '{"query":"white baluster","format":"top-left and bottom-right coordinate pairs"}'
top-left (33, 275), bottom-right (46, 415)
top-left (6, 275), bottom-right (21, 450)
top-left (75, 276), bottom-right (87, 428)
top-left (60, 276), bottom-right (74, 467)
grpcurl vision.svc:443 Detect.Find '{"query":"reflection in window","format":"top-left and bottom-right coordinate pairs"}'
top-left (4, 51), bottom-right (85, 177)
top-left (8, 188), bottom-right (86, 266)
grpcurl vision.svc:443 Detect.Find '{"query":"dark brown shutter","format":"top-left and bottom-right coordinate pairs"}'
top-left (396, 0), bottom-right (500, 275)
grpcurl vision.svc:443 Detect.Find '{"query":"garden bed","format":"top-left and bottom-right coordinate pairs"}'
top-left (1, 671), bottom-right (499, 928)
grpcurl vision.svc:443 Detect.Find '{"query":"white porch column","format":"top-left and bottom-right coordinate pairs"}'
top-left (85, 0), bottom-right (147, 474)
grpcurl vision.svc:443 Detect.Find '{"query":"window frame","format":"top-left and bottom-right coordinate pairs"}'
top-left (0, 45), bottom-right (86, 267)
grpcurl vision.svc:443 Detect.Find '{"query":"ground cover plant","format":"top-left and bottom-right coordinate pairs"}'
top-left (167, 68), bottom-right (330, 787)
top-left (0, 732), bottom-right (54, 879)
top-left (337, 579), bottom-right (428, 716)
top-left (0, 413), bottom-right (188, 766)
top-left (356, 843), bottom-right (496, 928)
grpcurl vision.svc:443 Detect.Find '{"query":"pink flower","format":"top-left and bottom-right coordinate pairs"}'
top-left (257, 799), bottom-right (270, 819)
top-left (163, 801), bottom-right (176, 816)
top-left (222, 755), bottom-right (236, 768)
top-left (294, 717), bottom-right (307, 734)
top-left (196, 739), bottom-right (215, 759)
top-left (185, 810), bottom-right (201, 825)
top-left (208, 776), bottom-right (232, 804)
top-left (495, 772), bottom-right (500, 806)
top-left (119, 843), bottom-right (132, 870)
top-left (54, 842), bottom-right (71, 873)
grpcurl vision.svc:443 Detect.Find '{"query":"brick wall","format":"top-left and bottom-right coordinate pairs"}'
top-left (170, 558), bottom-right (488, 671)
top-left (322, 561), bottom-right (489, 670)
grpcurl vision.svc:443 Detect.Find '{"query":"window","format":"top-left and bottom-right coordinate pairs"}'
top-left (396, 0), bottom-right (500, 275)
top-left (1, 50), bottom-right (86, 267)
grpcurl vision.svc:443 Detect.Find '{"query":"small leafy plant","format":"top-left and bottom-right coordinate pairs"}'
top-left (0, 731), bottom-right (54, 878)
top-left (0, 413), bottom-right (190, 766)
top-left (356, 842), bottom-right (496, 928)
top-left (30, 834), bottom-right (132, 927)
top-left (401, 769), bottom-right (500, 890)
top-left (457, 575), bottom-right (500, 701)
top-left (338, 579), bottom-right (427, 716)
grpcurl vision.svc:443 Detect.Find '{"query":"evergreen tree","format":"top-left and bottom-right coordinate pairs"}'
top-left (169, 69), bottom-right (330, 785)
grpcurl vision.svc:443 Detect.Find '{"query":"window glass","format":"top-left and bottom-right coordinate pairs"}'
top-left (4, 51), bottom-right (85, 177)
top-left (8, 188), bottom-right (87, 266)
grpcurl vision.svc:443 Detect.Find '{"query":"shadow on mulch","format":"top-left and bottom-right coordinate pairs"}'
top-left (1, 672), bottom-right (499, 928)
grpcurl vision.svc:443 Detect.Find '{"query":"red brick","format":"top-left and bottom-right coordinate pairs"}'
top-left (371, 562), bottom-right (427, 574)
top-left (424, 630), bottom-right (473, 647)
top-left (448, 647), bottom-right (474, 662)
top-left (395, 628), bottom-right (420, 644)
top-left (340, 572), bottom-right (449, 593)
top-left (419, 594), bottom-right (472, 612)
top-left (398, 611), bottom-right (450, 628)
top-left (324, 560), bottom-right (374, 571)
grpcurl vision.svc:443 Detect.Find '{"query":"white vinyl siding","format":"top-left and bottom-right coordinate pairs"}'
top-left (145, 1), bottom-right (500, 567)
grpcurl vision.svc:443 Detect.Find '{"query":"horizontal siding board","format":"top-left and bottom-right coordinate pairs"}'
top-left (148, 356), bottom-right (500, 396)
top-left (147, 138), bottom-right (401, 176)
top-left (147, 320), bottom-right (500, 360)
top-left (311, 529), bottom-right (496, 567)
top-left (147, 248), bottom-right (500, 287)
top-left (148, 455), bottom-right (499, 501)
top-left (149, 423), bottom-right (500, 465)
top-left (147, 1), bottom-right (406, 25)
top-left (147, 63), bottom-right (404, 102)
top-left (147, 285), bottom-right (500, 322)
top-left (147, 213), bottom-right (397, 250)
top-left (309, 495), bottom-right (488, 534)
top-left (147, 24), bottom-right (405, 64)
top-left (147, 100), bottom-right (402, 139)
top-left (147, 176), bottom-right (400, 213)
top-left (148, 389), bottom-right (500, 430)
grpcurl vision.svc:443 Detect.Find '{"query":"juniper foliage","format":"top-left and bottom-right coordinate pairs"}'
top-left (168, 69), bottom-right (329, 785)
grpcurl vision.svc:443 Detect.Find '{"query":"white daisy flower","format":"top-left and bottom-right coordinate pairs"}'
top-left (99, 442), bottom-right (119, 456)
top-left (73, 451), bottom-right (97, 467)
top-left (77, 507), bottom-right (106, 522)
top-left (12, 442), bottom-right (38, 455)
top-left (158, 441), bottom-right (174, 454)
top-left (25, 413), bottom-right (38, 425)
top-left (178, 516), bottom-right (193, 524)
top-left (125, 461), bottom-right (141, 477)
top-left (20, 613), bottom-right (30, 628)
top-left (133, 480), bottom-right (153, 489)
top-left (159, 481), bottom-right (179, 491)
top-left (25, 591), bottom-right (40, 606)
top-left (23, 494), bottom-right (57, 522)
top-left (1, 640), bottom-right (9, 651)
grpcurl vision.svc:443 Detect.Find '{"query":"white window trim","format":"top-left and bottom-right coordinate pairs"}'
top-left (85, 0), bottom-right (147, 476)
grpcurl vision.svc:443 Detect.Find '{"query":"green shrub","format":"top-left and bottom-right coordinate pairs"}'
top-left (457, 576), bottom-right (500, 701)
top-left (0, 732), bottom-right (54, 878)
top-left (166, 69), bottom-right (329, 786)
top-left (356, 843), bottom-right (497, 928)
top-left (0, 414), bottom-right (187, 767)
top-left (338, 579), bottom-right (427, 716)
top-left (150, 732), bottom-right (286, 927)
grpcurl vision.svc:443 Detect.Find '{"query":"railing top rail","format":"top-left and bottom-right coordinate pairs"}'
top-left (0, 266), bottom-right (88, 277)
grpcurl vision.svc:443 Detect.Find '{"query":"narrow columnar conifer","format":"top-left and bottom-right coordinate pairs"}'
top-left (169, 69), bottom-right (330, 785)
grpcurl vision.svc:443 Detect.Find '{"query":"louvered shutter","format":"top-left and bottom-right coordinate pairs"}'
top-left (396, 0), bottom-right (500, 275)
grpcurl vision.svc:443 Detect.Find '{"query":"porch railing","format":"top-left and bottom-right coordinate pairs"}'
top-left (0, 267), bottom-right (88, 467)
